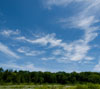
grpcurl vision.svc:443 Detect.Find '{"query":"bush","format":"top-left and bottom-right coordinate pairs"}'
top-left (88, 84), bottom-right (99, 89)
top-left (75, 85), bottom-right (88, 89)
top-left (75, 84), bottom-right (100, 89)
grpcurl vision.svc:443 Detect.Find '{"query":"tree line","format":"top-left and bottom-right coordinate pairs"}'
top-left (0, 67), bottom-right (100, 84)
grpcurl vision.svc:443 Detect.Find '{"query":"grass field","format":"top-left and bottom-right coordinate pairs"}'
top-left (0, 85), bottom-right (72, 89)
top-left (0, 84), bottom-right (100, 89)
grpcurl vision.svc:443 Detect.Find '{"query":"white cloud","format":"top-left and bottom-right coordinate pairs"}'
top-left (0, 43), bottom-right (20, 59)
top-left (82, 0), bottom-right (100, 16)
top-left (41, 39), bottom-right (91, 62)
top-left (85, 57), bottom-right (94, 61)
top-left (54, 0), bottom-right (100, 62)
top-left (17, 47), bottom-right (45, 56)
top-left (43, 0), bottom-right (89, 9)
top-left (16, 33), bottom-right (72, 51)
top-left (68, 44), bottom-right (90, 61)
top-left (0, 62), bottom-right (45, 72)
top-left (15, 33), bottom-right (92, 62)
top-left (14, 0), bottom-right (100, 62)
top-left (17, 47), bottom-right (30, 53)
top-left (0, 29), bottom-right (20, 37)
top-left (41, 56), bottom-right (56, 61)
top-left (16, 33), bottom-right (61, 46)
top-left (94, 61), bottom-right (100, 72)
top-left (52, 49), bottom-right (63, 56)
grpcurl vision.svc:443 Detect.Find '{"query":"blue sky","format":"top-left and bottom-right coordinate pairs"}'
top-left (0, 0), bottom-right (100, 72)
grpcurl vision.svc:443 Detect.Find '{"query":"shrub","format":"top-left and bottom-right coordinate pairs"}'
top-left (75, 85), bottom-right (88, 89)
top-left (88, 84), bottom-right (99, 89)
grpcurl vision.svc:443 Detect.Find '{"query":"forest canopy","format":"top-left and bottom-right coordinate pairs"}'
top-left (0, 67), bottom-right (100, 84)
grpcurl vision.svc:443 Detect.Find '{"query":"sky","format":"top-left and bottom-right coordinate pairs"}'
top-left (0, 0), bottom-right (100, 72)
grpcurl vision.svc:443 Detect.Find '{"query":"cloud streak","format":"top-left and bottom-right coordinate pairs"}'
top-left (0, 62), bottom-right (45, 72)
top-left (15, 33), bottom-right (92, 61)
top-left (41, 0), bottom-right (100, 62)
top-left (43, 0), bottom-right (90, 9)
top-left (14, 0), bottom-right (100, 63)
top-left (0, 43), bottom-right (20, 59)
top-left (0, 29), bottom-right (20, 37)
top-left (17, 47), bottom-right (45, 56)
top-left (1, 0), bottom-right (99, 64)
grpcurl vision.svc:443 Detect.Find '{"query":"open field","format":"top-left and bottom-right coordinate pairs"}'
top-left (0, 85), bottom-right (70, 89)
top-left (0, 84), bottom-right (100, 89)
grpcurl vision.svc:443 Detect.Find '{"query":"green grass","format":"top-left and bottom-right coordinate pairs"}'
top-left (0, 84), bottom-right (100, 89)
top-left (0, 85), bottom-right (69, 89)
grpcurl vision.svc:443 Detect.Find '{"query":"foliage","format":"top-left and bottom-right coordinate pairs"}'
top-left (0, 84), bottom-right (100, 89)
top-left (0, 67), bottom-right (100, 85)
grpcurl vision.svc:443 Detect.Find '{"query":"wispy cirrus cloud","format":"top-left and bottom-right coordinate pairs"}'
top-left (43, 0), bottom-right (90, 9)
top-left (17, 47), bottom-right (45, 56)
top-left (5, 0), bottom-right (99, 63)
top-left (0, 29), bottom-right (20, 37)
top-left (1, 0), bottom-right (99, 63)
top-left (15, 33), bottom-right (67, 48)
top-left (0, 62), bottom-right (45, 72)
top-left (0, 43), bottom-right (20, 59)
top-left (41, 0), bottom-right (100, 62)
top-left (15, 33), bottom-right (93, 62)
top-left (93, 61), bottom-right (100, 72)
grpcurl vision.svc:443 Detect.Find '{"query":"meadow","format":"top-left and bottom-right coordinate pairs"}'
top-left (0, 84), bottom-right (100, 89)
